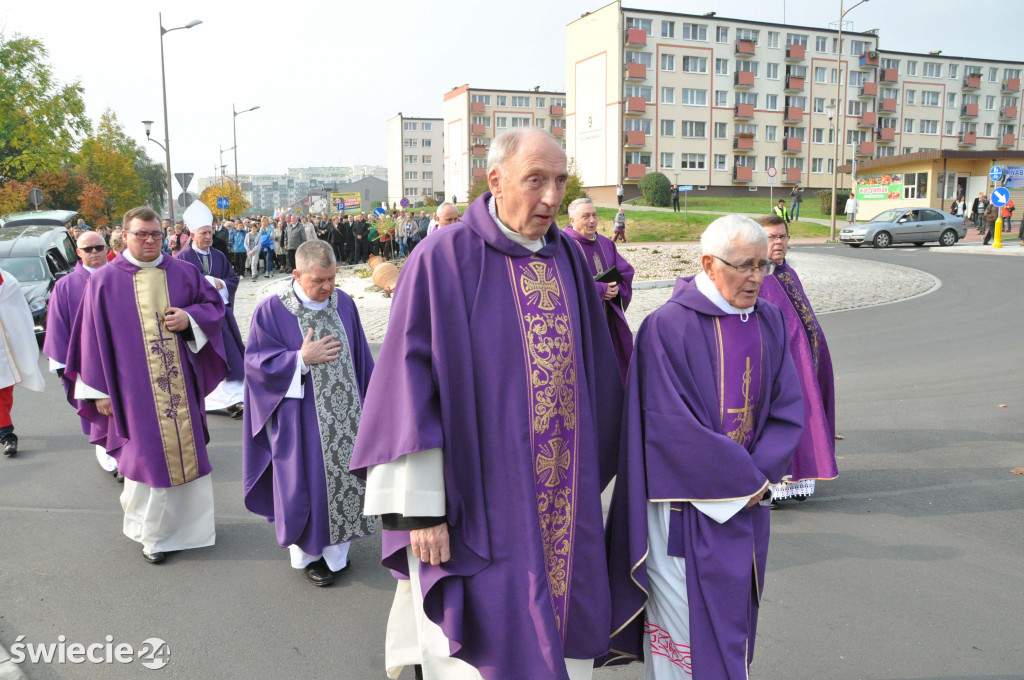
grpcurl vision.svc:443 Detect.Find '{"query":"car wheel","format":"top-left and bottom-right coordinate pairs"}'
top-left (873, 231), bottom-right (892, 248)
top-left (939, 229), bottom-right (958, 247)
top-left (847, 244), bottom-right (861, 248)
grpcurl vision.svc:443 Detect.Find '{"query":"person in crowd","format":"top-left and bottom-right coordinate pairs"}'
top-left (983, 199), bottom-right (998, 245)
top-left (616, 183), bottom-right (624, 205)
top-left (845, 194), bottom-right (859, 225)
top-left (231, 221), bottom-right (247, 276)
top-left (427, 202), bottom-right (459, 236)
top-left (169, 222), bottom-right (190, 256)
top-left (284, 214), bottom-right (307, 271)
top-left (971, 192), bottom-right (987, 232)
top-left (671, 184), bottom-right (680, 212)
top-left (108, 232), bottom-right (125, 260)
top-left (773, 198), bottom-right (791, 225)
top-left (0, 267), bottom-right (46, 457)
top-left (245, 222), bottom-right (263, 281)
top-left (790, 186), bottom-right (803, 221)
top-left (352, 214), bottom-right (369, 264)
top-left (612, 208), bottom-right (627, 242)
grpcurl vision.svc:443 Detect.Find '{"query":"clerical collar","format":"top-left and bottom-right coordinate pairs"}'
top-left (123, 251), bottom-right (162, 269)
top-left (83, 265), bottom-right (98, 274)
top-left (193, 246), bottom-right (210, 255)
top-left (694, 271), bottom-right (755, 317)
top-left (488, 196), bottom-right (545, 253)
top-left (292, 280), bottom-right (330, 311)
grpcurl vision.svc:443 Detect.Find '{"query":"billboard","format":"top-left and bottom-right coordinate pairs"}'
top-left (855, 173), bottom-right (904, 201)
top-left (330, 192), bottom-right (361, 214)
top-left (1002, 166), bottom-right (1024, 189)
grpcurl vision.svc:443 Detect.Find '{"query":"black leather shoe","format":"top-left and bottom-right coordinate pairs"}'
top-left (142, 549), bottom-right (167, 564)
top-left (226, 403), bottom-right (244, 420)
top-left (304, 558), bottom-right (335, 586)
top-left (2, 433), bottom-right (17, 457)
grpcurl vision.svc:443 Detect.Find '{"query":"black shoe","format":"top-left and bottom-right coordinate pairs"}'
top-left (304, 558), bottom-right (335, 586)
top-left (115, 471), bottom-right (124, 483)
top-left (142, 549), bottom-right (167, 564)
top-left (226, 403), bottom-right (244, 420)
top-left (2, 433), bottom-right (17, 457)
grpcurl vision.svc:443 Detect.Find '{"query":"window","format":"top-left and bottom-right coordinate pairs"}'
top-left (847, 100), bottom-right (864, 116)
top-left (812, 128), bottom-right (824, 143)
top-left (736, 60), bottom-right (758, 76)
top-left (552, 97), bottom-right (566, 107)
top-left (880, 58), bottom-right (899, 71)
top-left (660, 152), bottom-right (675, 169)
top-left (850, 39), bottom-right (869, 55)
top-left (682, 23), bottom-right (707, 41)
top-left (882, 87), bottom-right (900, 101)
top-left (920, 119), bottom-right (939, 134)
top-left (905, 90), bottom-right (916, 106)
top-left (496, 95), bottom-right (507, 106)
top-left (404, 155), bottom-right (418, 164)
top-left (903, 172), bottom-right (928, 199)
top-left (680, 153), bottom-right (706, 169)
top-left (849, 71), bottom-right (865, 87)
top-left (714, 154), bottom-right (727, 171)
top-left (736, 123), bottom-right (757, 137)
top-left (846, 129), bottom-right (867, 145)
top-left (660, 119), bottom-right (675, 136)
top-left (814, 67), bottom-right (826, 83)
top-left (766, 125), bottom-right (778, 142)
top-left (626, 151), bottom-right (652, 166)
top-left (946, 93), bottom-right (957, 109)
top-left (471, 94), bottom-right (491, 105)
top-left (661, 21), bottom-right (675, 38)
top-left (785, 33), bottom-right (808, 46)
top-left (786, 95), bottom-right (807, 110)
top-left (923, 62), bottom-right (941, 78)
top-left (680, 121), bottom-right (706, 137)
top-left (715, 58), bottom-right (729, 75)
top-left (815, 36), bottom-right (828, 52)
top-left (403, 139), bottom-right (418, 147)
top-left (989, 67), bottom-right (999, 82)
top-left (766, 94), bottom-right (779, 110)
top-left (767, 31), bottom-right (779, 49)
top-left (812, 97), bottom-right (825, 113)
top-left (812, 158), bottom-right (824, 173)
top-left (661, 54), bottom-right (675, 71)
top-left (422, 139), bottom-right (432, 147)
top-left (944, 120), bottom-right (955, 135)
top-left (404, 171), bottom-right (418, 181)
top-left (736, 28), bottom-right (759, 44)
top-left (422, 172), bottom-right (433, 181)
top-left (404, 188), bottom-right (420, 197)
top-left (626, 17), bottom-right (652, 35)
top-left (509, 96), bottom-right (528, 107)
top-left (472, 116), bottom-right (489, 126)
top-left (422, 155), bottom-right (432, 164)
top-left (878, 146), bottom-right (895, 157)
top-left (1005, 68), bottom-right (1022, 80)
top-left (1000, 95), bottom-right (1017, 108)
top-left (495, 116), bottom-right (507, 128)
top-left (714, 122), bottom-right (728, 139)
top-left (625, 118), bottom-right (652, 133)
top-left (766, 63), bottom-right (779, 80)
top-left (765, 155), bottom-right (777, 171)
top-left (906, 61), bottom-right (917, 76)
top-left (922, 91), bottom-right (940, 107)
top-left (736, 92), bottom-right (757, 107)
top-left (627, 51), bottom-right (653, 67)
top-left (682, 56), bottom-right (708, 73)
top-left (535, 118), bottom-right (546, 127)
top-left (998, 123), bottom-right (1017, 137)
top-left (903, 147), bottom-right (914, 154)
top-left (949, 64), bottom-right (958, 80)
top-left (715, 90), bottom-right (728, 107)
top-left (716, 26), bottom-right (729, 43)
top-left (661, 87), bottom-right (675, 104)
top-left (626, 85), bottom-right (654, 102)
top-left (471, 159), bottom-right (486, 168)
top-left (536, 97), bottom-right (545, 107)
top-left (681, 88), bottom-right (707, 106)
top-left (735, 155), bottom-right (756, 170)
top-left (510, 116), bottom-right (530, 127)
top-left (403, 121), bottom-right (418, 131)
top-left (827, 158), bottom-right (834, 173)
top-left (984, 122), bottom-right (994, 136)
top-left (904, 118), bottom-right (914, 133)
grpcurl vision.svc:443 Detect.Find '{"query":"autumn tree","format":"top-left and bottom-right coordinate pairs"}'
top-left (75, 109), bottom-right (149, 224)
top-left (77, 183), bottom-right (110, 226)
top-left (199, 179), bottom-right (251, 220)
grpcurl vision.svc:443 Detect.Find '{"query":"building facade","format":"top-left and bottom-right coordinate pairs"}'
top-left (566, 1), bottom-right (1021, 201)
top-left (442, 84), bottom-right (566, 202)
top-left (386, 114), bottom-right (445, 207)
top-left (200, 166), bottom-right (388, 214)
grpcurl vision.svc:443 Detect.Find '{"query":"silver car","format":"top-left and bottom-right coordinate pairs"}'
top-left (839, 208), bottom-right (967, 248)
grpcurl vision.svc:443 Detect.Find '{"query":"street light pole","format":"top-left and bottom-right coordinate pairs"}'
top-left (232, 104), bottom-right (260, 185)
top-left (829, 0), bottom-right (869, 241)
top-left (157, 13), bottom-right (202, 224)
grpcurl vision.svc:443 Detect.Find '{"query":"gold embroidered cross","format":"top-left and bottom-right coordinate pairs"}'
top-left (536, 437), bottom-right (571, 487)
top-left (520, 261), bottom-right (560, 311)
top-left (726, 357), bottom-right (755, 446)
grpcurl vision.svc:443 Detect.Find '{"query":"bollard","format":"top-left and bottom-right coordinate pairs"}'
top-left (994, 218), bottom-right (1003, 248)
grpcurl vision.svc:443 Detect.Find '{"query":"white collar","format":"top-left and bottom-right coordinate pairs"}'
top-left (695, 271), bottom-right (755, 316)
top-left (292, 280), bottom-right (330, 311)
top-left (83, 265), bottom-right (99, 274)
top-left (193, 246), bottom-right (210, 255)
top-left (488, 196), bottom-right (545, 253)
top-left (124, 251), bottom-right (162, 269)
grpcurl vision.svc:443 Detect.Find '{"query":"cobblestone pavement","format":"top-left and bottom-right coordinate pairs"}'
top-left (230, 248), bottom-right (939, 344)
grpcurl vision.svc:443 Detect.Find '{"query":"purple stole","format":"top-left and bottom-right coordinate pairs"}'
top-left (506, 253), bottom-right (579, 642)
top-left (774, 269), bottom-right (823, 374)
top-left (715, 315), bottom-right (763, 450)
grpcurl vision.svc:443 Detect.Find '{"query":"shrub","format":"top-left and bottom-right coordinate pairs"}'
top-left (640, 172), bottom-right (672, 207)
top-left (559, 159), bottom-right (588, 215)
top-left (816, 188), bottom-right (851, 216)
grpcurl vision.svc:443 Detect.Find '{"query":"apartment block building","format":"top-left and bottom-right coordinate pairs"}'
top-left (386, 114), bottom-right (445, 207)
top-left (442, 84), bottom-right (567, 202)
top-left (565, 1), bottom-right (1022, 200)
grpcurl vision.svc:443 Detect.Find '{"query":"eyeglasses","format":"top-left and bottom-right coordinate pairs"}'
top-left (713, 255), bottom-right (775, 276)
top-left (128, 231), bottom-right (164, 241)
top-left (79, 245), bottom-right (107, 253)
top-left (766, 234), bottom-right (790, 242)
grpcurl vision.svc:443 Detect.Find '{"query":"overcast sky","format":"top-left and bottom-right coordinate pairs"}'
top-left (2, 0), bottom-right (1018, 186)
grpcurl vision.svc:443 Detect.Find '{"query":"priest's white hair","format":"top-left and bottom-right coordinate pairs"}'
top-left (295, 240), bottom-right (336, 271)
top-left (567, 197), bottom-right (595, 220)
top-left (487, 128), bottom-right (565, 174)
top-left (700, 214), bottom-right (768, 260)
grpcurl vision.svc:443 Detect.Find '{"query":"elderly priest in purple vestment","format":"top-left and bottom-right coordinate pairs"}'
top-left (756, 214), bottom-right (837, 505)
top-left (178, 200), bottom-right (247, 420)
top-left (564, 197), bottom-right (635, 383)
top-left (66, 206), bottom-right (227, 565)
top-left (350, 128), bottom-right (623, 680)
top-left (604, 215), bottom-right (804, 679)
top-left (242, 240), bottom-right (375, 587)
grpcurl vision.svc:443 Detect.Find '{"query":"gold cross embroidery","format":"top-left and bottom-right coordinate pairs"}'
top-left (520, 261), bottom-right (561, 311)
top-left (726, 357), bottom-right (755, 446)
top-left (536, 437), bottom-right (571, 487)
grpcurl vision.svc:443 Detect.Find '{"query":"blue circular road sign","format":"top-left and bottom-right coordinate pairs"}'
top-left (373, 207), bottom-right (386, 217)
top-left (990, 166), bottom-right (1004, 182)
top-left (216, 197), bottom-right (229, 210)
top-left (400, 197), bottom-right (411, 208)
top-left (991, 187), bottom-right (1010, 207)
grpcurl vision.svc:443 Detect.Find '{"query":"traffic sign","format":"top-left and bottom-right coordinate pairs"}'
top-left (991, 187), bottom-right (1010, 207)
top-left (177, 192), bottom-right (195, 208)
top-left (28, 188), bottom-right (44, 208)
top-left (400, 197), bottom-right (410, 208)
top-left (989, 166), bottom-right (1004, 182)
top-left (767, 176), bottom-right (778, 185)
top-left (174, 172), bottom-right (194, 191)
top-left (373, 207), bottom-right (386, 217)
top-left (216, 197), bottom-right (229, 210)
top-left (679, 185), bottom-right (694, 192)
top-left (767, 166), bottom-right (778, 178)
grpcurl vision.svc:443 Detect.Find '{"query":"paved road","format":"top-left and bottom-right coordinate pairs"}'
top-left (1, 245), bottom-right (1021, 679)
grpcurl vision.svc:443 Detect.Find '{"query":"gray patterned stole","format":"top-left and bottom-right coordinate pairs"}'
top-left (278, 289), bottom-right (373, 544)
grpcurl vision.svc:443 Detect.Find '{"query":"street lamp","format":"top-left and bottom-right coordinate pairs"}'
top-left (829, 0), bottom-right (869, 241)
top-left (232, 104), bottom-right (260, 185)
top-left (156, 13), bottom-right (202, 223)
top-left (219, 145), bottom-right (235, 180)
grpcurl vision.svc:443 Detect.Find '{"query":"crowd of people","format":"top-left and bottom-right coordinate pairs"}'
top-left (3, 127), bottom-right (840, 680)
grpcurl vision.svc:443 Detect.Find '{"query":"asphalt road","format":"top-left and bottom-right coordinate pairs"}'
top-left (1, 244), bottom-right (1021, 679)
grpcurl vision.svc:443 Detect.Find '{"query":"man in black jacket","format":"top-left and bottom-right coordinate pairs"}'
top-left (351, 214), bottom-right (369, 264)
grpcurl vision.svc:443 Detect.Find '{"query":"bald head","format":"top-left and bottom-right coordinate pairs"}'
top-left (76, 230), bottom-right (108, 268)
top-left (77, 231), bottom-right (104, 249)
top-left (486, 129), bottom-right (567, 240)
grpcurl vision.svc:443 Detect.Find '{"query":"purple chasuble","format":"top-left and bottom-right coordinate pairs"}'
top-left (242, 288), bottom-right (376, 554)
top-left (603, 276), bottom-right (803, 678)
top-left (350, 193), bottom-right (624, 679)
top-left (564, 226), bottom-right (635, 383)
top-left (759, 263), bottom-right (837, 482)
top-left (65, 254), bottom-right (227, 488)
top-left (177, 245), bottom-right (246, 382)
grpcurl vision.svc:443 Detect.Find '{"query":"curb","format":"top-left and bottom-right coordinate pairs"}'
top-left (0, 643), bottom-right (27, 680)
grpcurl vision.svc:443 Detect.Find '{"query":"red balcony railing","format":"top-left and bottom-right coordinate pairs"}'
top-left (624, 130), bottom-right (646, 146)
top-left (783, 137), bottom-right (802, 153)
top-left (735, 71), bottom-right (755, 87)
top-left (626, 62), bottom-right (647, 80)
top-left (786, 44), bottom-right (805, 60)
top-left (733, 136), bottom-right (754, 150)
top-left (733, 165), bottom-right (753, 182)
top-left (626, 163), bottom-right (647, 180)
top-left (626, 29), bottom-right (647, 46)
top-left (734, 103), bottom-right (754, 119)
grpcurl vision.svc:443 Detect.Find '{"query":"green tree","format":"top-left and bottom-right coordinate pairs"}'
top-left (0, 33), bottom-right (90, 181)
top-left (639, 172), bottom-right (672, 207)
top-left (75, 109), bottom-right (150, 224)
top-left (467, 176), bottom-right (489, 204)
top-left (199, 179), bottom-right (251, 220)
top-left (559, 159), bottom-right (588, 215)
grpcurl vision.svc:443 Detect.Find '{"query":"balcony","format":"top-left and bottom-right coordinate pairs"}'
top-left (472, 167), bottom-right (487, 178)
top-left (470, 101), bottom-right (486, 113)
top-left (626, 163), bottom-right (647, 180)
top-left (733, 135), bottom-right (755, 151)
top-left (625, 97), bottom-right (647, 115)
top-left (1003, 78), bottom-right (1021, 93)
top-left (857, 141), bottom-right (875, 157)
top-left (963, 73), bottom-right (982, 90)
top-left (958, 132), bottom-right (977, 146)
top-left (1000, 105), bottom-right (1018, 120)
top-left (878, 98), bottom-right (898, 114)
top-left (550, 104), bottom-right (564, 116)
top-left (471, 124), bottom-right (486, 135)
top-left (785, 44), bottom-right (805, 61)
top-left (625, 62), bottom-right (647, 81)
top-left (785, 76), bottom-right (805, 92)
top-left (625, 28), bottom-right (647, 46)
top-left (734, 103), bottom-right (754, 119)
top-left (733, 165), bottom-right (753, 182)
top-left (880, 68), bottom-right (898, 83)
top-left (783, 137), bottom-right (802, 153)
top-left (998, 133), bottom-right (1016, 148)
top-left (961, 103), bottom-right (979, 118)
top-left (858, 111), bottom-right (878, 127)
top-left (784, 106), bottom-right (803, 123)
top-left (877, 126), bottom-right (895, 142)
top-left (624, 130), bottom-right (646, 147)
top-left (859, 81), bottom-right (878, 98)
top-left (550, 126), bottom-right (565, 137)
top-left (859, 52), bottom-right (879, 68)
top-left (735, 39), bottom-right (756, 56)
top-left (783, 168), bottom-right (802, 183)
top-left (471, 145), bottom-right (487, 156)
top-left (735, 71), bottom-right (755, 87)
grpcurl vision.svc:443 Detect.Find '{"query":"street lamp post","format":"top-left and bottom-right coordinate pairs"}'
top-left (219, 145), bottom-right (235, 180)
top-left (829, 0), bottom-right (870, 241)
top-left (232, 104), bottom-right (260, 185)
top-left (155, 13), bottom-right (202, 224)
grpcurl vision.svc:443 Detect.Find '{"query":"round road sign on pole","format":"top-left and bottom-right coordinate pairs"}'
top-left (400, 197), bottom-right (411, 208)
top-left (216, 197), bottom-right (230, 210)
top-left (990, 187), bottom-right (1010, 207)
top-left (767, 166), bottom-right (778, 178)
top-left (373, 207), bottom-right (386, 217)
top-left (990, 166), bottom-right (1004, 182)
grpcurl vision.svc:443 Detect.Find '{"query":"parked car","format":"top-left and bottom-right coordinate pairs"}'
top-left (1, 209), bottom-right (81, 229)
top-left (839, 208), bottom-right (967, 248)
top-left (0, 225), bottom-right (79, 340)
